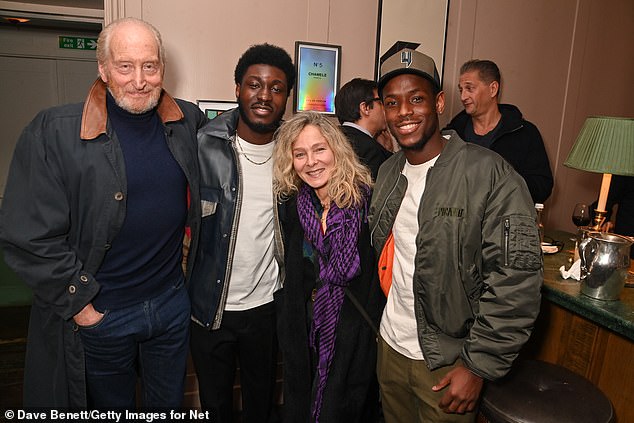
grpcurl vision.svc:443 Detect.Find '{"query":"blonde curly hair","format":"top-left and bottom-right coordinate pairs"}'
top-left (273, 111), bottom-right (372, 208)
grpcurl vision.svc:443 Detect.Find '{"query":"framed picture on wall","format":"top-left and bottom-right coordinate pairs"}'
top-left (197, 100), bottom-right (237, 120)
top-left (294, 41), bottom-right (341, 115)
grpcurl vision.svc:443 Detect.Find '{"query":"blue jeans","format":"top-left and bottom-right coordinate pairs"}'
top-left (79, 277), bottom-right (190, 409)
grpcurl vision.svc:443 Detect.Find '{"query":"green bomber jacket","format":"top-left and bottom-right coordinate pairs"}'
top-left (369, 130), bottom-right (543, 381)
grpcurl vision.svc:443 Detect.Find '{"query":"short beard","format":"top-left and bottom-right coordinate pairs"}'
top-left (398, 136), bottom-right (429, 151)
top-left (238, 104), bottom-right (281, 134)
top-left (108, 86), bottom-right (161, 115)
top-left (395, 118), bottom-right (438, 151)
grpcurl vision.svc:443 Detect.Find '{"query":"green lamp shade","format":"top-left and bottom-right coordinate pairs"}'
top-left (564, 116), bottom-right (634, 176)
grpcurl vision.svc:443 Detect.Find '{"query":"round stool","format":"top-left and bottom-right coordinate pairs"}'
top-left (479, 360), bottom-right (614, 423)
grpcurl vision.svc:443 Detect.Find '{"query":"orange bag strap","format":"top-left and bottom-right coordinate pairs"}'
top-left (377, 232), bottom-right (394, 297)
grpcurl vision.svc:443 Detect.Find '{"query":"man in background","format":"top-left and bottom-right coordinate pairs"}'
top-left (189, 43), bottom-right (295, 423)
top-left (370, 48), bottom-right (542, 422)
top-left (0, 17), bottom-right (204, 408)
top-left (445, 59), bottom-right (553, 203)
top-left (593, 175), bottom-right (634, 259)
top-left (335, 78), bottom-right (392, 180)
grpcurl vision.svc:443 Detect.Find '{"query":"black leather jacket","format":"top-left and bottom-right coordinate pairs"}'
top-left (189, 109), bottom-right (285, 329)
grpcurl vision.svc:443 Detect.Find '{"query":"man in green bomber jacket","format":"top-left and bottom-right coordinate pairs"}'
top-left (370, 48), bottom-right (543, 423)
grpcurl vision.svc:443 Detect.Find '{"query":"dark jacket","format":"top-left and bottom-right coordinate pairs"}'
top-left (590, 175), bottom-right (634, 259)
top-left (0, 79), bottom-right (204, 407)
top-left (189, 109), bottom-right (285, 329)
top-left (340, 125), bottom-right (392, 180)
top-left (276, 194), bottom-right (385, 422)
top-left (445, 104), bottom-right (553, 203)
top-left (369, 131), bottom-right (542, 381)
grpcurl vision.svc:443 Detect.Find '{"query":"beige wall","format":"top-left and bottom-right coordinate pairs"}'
top-left (109, 0), bottom-right (379, 118)
top-left (109, 0), bottom-right (634, 233)
top-left (443, 0), bottom-right (634, 232)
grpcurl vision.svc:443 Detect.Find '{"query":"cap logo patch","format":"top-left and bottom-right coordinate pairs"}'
top-left (400, 50), bottom-right (412, 68)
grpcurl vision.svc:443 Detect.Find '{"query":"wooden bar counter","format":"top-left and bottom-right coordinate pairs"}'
top-left (522, 230), bottom-right (634, 423)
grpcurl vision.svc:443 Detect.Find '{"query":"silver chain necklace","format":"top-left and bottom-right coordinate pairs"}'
top-left (235, 135), bottom-right (273, 166)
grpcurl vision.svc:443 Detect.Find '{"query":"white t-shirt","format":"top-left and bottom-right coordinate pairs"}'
top-left (225, 135), bottom-right (280, 310)
top-left (379, 154), bottom-right (439, 359)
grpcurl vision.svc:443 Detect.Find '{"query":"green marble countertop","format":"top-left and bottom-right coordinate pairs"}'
top-left (542, 230), bottom-right (634, 341)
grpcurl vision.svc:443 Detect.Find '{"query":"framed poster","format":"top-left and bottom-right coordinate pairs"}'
top-left (197, 100), bottom-right (237, 119)
top-left (294, 41), bottom-right (341, 115)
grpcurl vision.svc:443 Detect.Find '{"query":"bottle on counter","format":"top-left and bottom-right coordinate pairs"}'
top-left (535, 203), bottom-right (545, 245)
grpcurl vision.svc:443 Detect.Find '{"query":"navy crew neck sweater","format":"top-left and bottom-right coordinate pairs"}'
top-left (93, 93), bottom-right (187, 310)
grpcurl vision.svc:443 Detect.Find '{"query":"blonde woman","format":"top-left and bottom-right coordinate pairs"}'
top-left (273, 111), bottom-right (385, 422)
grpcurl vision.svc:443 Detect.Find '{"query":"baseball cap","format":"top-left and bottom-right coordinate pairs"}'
top-left (378, 48), bottom-right (441, 93)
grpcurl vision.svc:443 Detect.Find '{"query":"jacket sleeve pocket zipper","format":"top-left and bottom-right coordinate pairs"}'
top-left (504, 218), bottom-right (510, 266)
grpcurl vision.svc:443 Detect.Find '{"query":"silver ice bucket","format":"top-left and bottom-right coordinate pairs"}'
top-left (579, 232), bottom-right (633, 300)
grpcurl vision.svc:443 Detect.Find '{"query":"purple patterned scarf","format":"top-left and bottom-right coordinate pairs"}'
top-left (296, 183), bottom-right (365, 423)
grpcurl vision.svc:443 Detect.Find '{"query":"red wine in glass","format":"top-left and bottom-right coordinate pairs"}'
top-left (573, 215), bottom-right (591, 227)
top-left (572, 203), bottom-right (591, 228)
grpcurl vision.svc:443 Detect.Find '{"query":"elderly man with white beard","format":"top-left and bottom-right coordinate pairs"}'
top-left (0, 17), bottom-right (206, 409)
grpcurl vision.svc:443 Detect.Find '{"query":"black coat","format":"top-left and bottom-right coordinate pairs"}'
top-left (607, 175), bottom-right (634, 238)
top-left (275, 195), bottom-right (385, 422)
top-left (0, 80), bottom-right (204, 407)
top-left (591, 175), bottom-right (634, 259)
top-left (340, 125), bottom-right (392, 181)
top-left (445, 104), bottom-right (553, 203)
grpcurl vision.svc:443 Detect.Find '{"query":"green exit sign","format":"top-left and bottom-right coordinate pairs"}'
top-left (59, 36), bottom-right (98, 50)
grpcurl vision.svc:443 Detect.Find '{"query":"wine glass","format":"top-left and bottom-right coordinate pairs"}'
top-left (571, 203), bottom-right (591, 260)
top-left (572, 203), bottom-right (591, 229)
